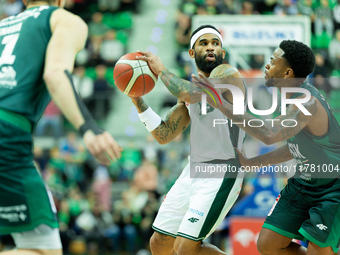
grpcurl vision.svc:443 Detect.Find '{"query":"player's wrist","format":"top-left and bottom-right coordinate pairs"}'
top-left (158, 67), bottom-right (167, 76)
top-left (78, 120), bottom-right (103, 137)
top-left (138, 107), bottom-right (162, 132)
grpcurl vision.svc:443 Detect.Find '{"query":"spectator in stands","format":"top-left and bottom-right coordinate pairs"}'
top-left (0, 0), bottom-right (6, 19)
top-left (88, 12), bottom-right (110, 39)
top-left (298, 0), bottom-right (316, 32)
top-left (217, 0), bottom-right (241, 14)
top-left (120, 0), bottom-right (140, 13)
top-left (100, 29), bottom-right (125, 67)
top-left (75, 202), bottom-right (115, 254)
top-left (241, 1), bottom-right (260, 15)
top-left (3, 0), bottom-right (22, 17)
top-left (333, 0), bottom-right (340, 30)
top-left (273, 0), bottom-right (298, 15)
top-left (200, 0), bottom-right (219, 15)
top-left (314, 52), bottom-right (331, 77)
top-left (59, 132), bottom-right (87, 189)
top-left (33, 146), bottom-right (50, 174)
top-left (35, 101), bottom-right (63, 138)
top-left (175, 11), bottom-right (192, 48)
top-left (98, 0), bottom-right (120, 12)
top-left (91, 65), bottom-right (114, 120)
top-left (328, 29), bottom-right (340, 69)
top-left (73, 66), bottom-right (94, 103)
top-left (92, 164), bottom-right (112, 212)
top-left (72, 65), bottom-right (94, 113)
top-left (180, 0), bottom-right (198, 16)
top-left (134, 160), bottom-right (158, 192)
top-left (315, 0), bottom-right (334, 37)
top-left (313, 52), bottom-right (332, 94)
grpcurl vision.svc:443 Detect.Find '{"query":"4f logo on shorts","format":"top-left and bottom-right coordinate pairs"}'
top-left (316, 224), bottom-right (328, 230)
top-left (188, 217), bottom-right (199, 223)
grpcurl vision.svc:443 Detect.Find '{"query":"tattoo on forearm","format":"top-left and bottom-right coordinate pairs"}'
top-left (210, 65), bottom-right (239, 79)
top-left (251, 145), bottom-right (292, 166)
top-left (160, 70), bottom-right (190, 99)
top-left (153, 104), bottom-right (184, 142)
top-left (136, 98), bottom-right (148, 112)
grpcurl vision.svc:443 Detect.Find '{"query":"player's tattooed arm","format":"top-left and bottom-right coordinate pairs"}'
top-left (207, 64), bottom-right (246, 104)
top-left (131, 97), bottom-right (190, 144)
top-left (152, 100), bottom-right (190, 144)
top-left (237, 144), bottom-right (293, 167)
top-left (219, 96), bottom-right (318, 145)
top-left (160, 69), bottom-right (191, 102)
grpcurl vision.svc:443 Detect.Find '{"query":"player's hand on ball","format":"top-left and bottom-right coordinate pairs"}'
top-left (136, 50), bottom-right (166, 76)
top-left (83, 130), bottom-right (123, 165)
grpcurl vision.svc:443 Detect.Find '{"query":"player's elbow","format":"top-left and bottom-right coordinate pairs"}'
top-left (43, 68), bottom-right (65, 92)
top-left (43, 69), bottom-right (58, 87)
top-left (262, 134), bottom-right (278, 145)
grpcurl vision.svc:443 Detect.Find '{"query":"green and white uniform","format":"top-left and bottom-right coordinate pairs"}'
top-left (152, 100), bottom-right (245, 241)
top-left (0, 6), bottom-right (59, 237)
top-left (264, 82), bottom-right (340, 252)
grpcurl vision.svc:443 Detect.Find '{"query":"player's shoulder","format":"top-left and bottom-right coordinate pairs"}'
top-left (50, 8), bottom-right (87, 31)
top-left (209, 64), bottom-right (241, 79)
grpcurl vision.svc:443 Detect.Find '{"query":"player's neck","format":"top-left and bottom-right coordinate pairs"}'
top-left (197, 68), bottom-right (210, 78)
top-left (27, 1), bottom-right (57, 9)
top-left (277, 78), bottom-right (306, 98)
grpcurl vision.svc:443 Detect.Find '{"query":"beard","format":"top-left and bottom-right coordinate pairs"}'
top-left (265, 78), bottom-right (275, 87)
top-left (195, 52), bottom-right (223, 74)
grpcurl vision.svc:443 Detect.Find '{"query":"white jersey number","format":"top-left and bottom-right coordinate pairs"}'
top-left (0, 33), bottom-right (19, 66)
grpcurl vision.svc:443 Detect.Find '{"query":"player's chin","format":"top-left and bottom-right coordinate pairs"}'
top-left (265, 80), bottom-right (273, 87)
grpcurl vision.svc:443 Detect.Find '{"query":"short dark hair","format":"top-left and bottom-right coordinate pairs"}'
top-left (279, 40), bottom-right (315, 78)
top-left (190, 24), bottom-right (221, 49)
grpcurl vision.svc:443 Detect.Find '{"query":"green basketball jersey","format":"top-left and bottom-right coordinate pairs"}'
top-left (0, 6), bottom-right (59, 126)
top-left (287, 82), bottom-right (340, 189)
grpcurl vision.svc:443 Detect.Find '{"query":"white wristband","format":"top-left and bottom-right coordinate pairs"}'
top-left (138, 107), bottom-right (162, 132)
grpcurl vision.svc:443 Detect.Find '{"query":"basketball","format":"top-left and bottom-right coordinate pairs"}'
top-left (113, 52), bottom-right (157, 97)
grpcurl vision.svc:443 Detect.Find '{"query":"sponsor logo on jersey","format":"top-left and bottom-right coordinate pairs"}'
top-left (188, 217), bottom-right (199, 223)
top-left (316, 224), bottom-right (328, 230)
top-left (0, 204), bottom-right (28, 223)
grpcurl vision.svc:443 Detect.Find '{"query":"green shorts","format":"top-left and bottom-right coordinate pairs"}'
top-left (0, 116), bottom-right (59, 234)
top-left (263, 178), bottom-right (340, 253)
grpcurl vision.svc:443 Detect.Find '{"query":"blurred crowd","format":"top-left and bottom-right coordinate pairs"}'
top-left (0, 0), bottom-right (339, 254)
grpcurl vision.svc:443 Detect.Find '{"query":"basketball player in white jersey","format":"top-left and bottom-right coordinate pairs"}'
top-left (130, 25), bottom-right (246, 255)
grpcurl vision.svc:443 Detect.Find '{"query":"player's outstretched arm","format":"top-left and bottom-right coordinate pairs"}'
top-left (43, 9), bottom-right (122, 165)
top-left (131, 97), bottom-right (190, 144)
top-left (236, 144), bottom-right (293, 168)
top-left (193, 74), bottom-right (317, 145)
top-left (135, 51), bottom-right (192, 102)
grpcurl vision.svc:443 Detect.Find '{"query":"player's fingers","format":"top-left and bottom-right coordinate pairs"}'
top-left (197, 72), bottom-right (211, 85)
top-left (89, 136), bottom-right (111, 165)
top-left (103, 132), bottom-right (122, 160)
top-left (137, 50), bottom-right (148, 55)
top-left (191, 77), bottom-right (204, 89)
top-left (136, 55), bottom-right (149, 61)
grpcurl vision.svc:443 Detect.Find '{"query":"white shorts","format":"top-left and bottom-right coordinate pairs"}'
top-left (152, 162), bottom-right (243, 241)
top-left (11, 224), bottom-right (62, 250)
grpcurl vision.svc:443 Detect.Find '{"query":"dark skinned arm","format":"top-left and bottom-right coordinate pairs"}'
top-left (237, 144), bottom-right (293, 168)
top-left (218, 96), bottom-right (318, 145)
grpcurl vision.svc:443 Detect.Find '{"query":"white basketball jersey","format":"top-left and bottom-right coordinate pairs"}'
top-left (189, 102), bottom-right (246, 163)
